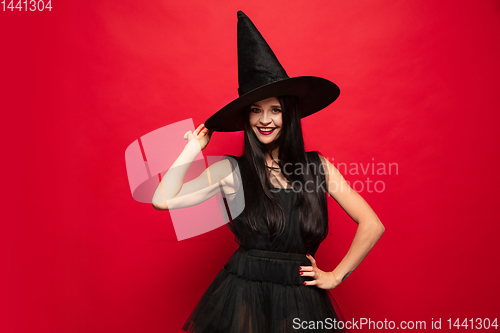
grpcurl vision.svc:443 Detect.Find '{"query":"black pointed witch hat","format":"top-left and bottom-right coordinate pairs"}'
top-left (205, 11), bottom-right (340, 132)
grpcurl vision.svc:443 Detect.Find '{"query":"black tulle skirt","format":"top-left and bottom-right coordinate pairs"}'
top-left (182, 247), bottom-right (348, 333)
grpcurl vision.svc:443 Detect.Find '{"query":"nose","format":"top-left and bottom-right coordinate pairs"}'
top-left (259, 110), bottom-right (272, 125)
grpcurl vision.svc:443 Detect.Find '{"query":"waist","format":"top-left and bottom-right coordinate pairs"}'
top-left (223, 247), bottom-right (313, 286)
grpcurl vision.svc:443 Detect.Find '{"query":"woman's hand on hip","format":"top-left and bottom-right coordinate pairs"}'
top-left (184, 123), bottom-right (213, 151)
top-left (300, 254), bottom-right (341, 290)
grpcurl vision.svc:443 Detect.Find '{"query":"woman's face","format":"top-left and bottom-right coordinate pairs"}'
top-left (249, 96), bottom-right (282, 146)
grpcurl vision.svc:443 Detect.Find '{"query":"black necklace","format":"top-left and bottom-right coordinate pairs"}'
top-left (266, 154), bottom-right (281, 170)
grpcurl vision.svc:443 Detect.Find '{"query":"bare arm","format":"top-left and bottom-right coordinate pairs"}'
top-left (151, 124), bottom-right (235, 211)
top-left (322, 154), bottom-right (385, 286)
top-left (301, 155), bottom-right (385, 289)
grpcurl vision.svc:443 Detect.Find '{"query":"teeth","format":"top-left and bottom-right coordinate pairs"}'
top-left (259, 128), bottom-right (274, 132)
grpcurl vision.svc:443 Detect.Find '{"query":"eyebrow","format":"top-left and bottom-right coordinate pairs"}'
top-left (251, 104), bottom-right (282, 108)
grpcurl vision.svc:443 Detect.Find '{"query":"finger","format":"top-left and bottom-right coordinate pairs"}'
top-left (183, 131), bottom-right (193, 140)
top-left (194, 124), bottom-right (205, 136)
top-left (299, 271), bottom-right (315, 277)
top-left (306, 254), bottom-right (317, 267)
top-left (303, 280), bottom-right (317, 286)
top-left (299, 266), bottom-right (313, 272)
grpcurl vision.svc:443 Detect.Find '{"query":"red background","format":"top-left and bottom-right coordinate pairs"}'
top-left (2, 0), bottom-right (500, 332)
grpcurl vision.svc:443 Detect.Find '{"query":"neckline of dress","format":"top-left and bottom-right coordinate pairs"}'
top-left (270, 187), bottom-right (295, 191)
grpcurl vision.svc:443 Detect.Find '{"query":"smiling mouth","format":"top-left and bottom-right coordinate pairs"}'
top-left (257, 127), bottom-right (277, 135)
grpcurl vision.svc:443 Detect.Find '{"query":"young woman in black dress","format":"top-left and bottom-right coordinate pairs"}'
top-left (152, 11), bottom-right (385, 333)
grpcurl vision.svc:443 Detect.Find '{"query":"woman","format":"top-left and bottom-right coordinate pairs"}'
top-left (152, 11), bottom-right (384, 333)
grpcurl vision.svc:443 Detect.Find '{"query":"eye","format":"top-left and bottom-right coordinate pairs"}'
top-left (251, 108), bottom-right (261, 113)
top-left (272, 108), bottom-right (282, 113)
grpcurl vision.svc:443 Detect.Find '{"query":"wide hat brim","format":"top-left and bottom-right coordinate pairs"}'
top-left (205, 76), bottom-right (340, 132)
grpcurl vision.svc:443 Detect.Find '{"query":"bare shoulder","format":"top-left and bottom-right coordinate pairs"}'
top-left (313, 153), bottom-right (328, 181)
top-left (317, 153), bottom-right (349, 194)
top-left (317, 153), bottom-right (329, 170)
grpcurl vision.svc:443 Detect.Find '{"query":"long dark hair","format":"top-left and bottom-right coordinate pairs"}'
top-left (238, 95), bottom-right (329, 249)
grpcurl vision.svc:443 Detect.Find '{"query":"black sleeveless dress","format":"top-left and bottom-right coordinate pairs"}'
top-left (182, 152), bottom-right (347, 333)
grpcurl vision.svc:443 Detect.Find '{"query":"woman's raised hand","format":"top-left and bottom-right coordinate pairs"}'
top-left (300, 254), bottom-right (341, 290)
top-left (184, 124), bottom-right (213, 151)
